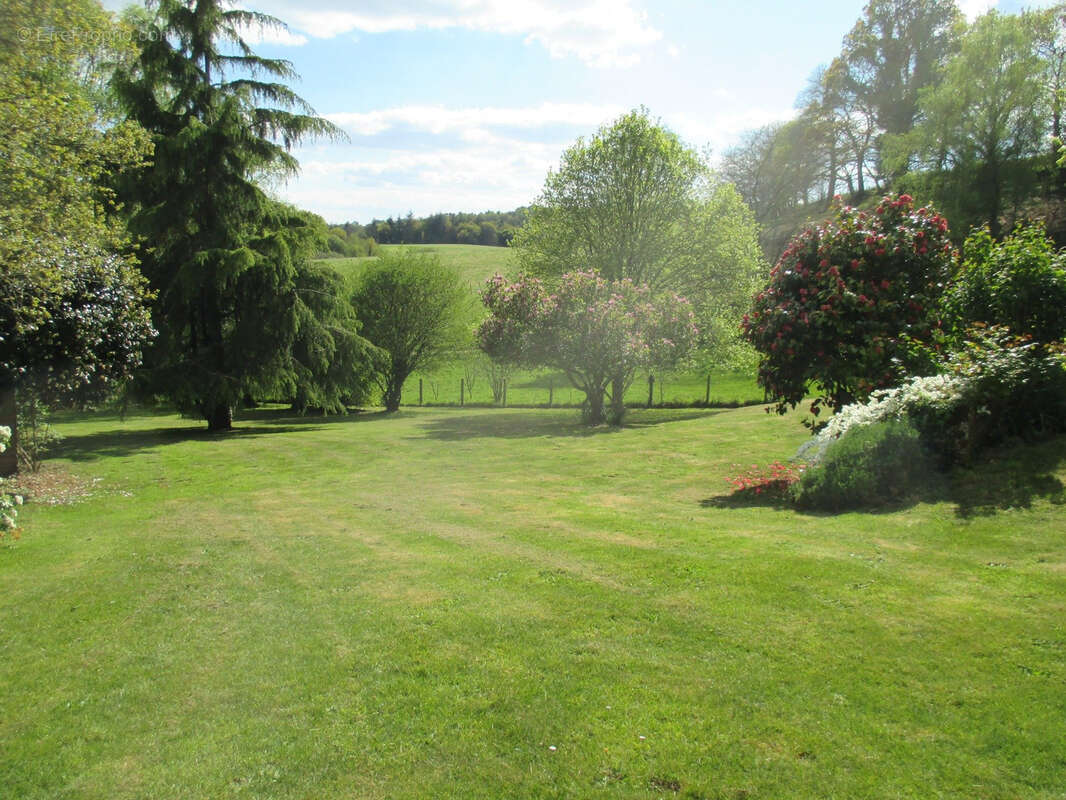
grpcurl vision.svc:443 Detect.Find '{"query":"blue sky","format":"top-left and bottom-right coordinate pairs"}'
top-left (110, 0), bottom-right (1052, 223)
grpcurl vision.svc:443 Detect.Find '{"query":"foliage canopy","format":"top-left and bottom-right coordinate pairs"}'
top-left (513, 109), bottom-right (766, 364)
top-left (743, 195), bottom-right (954, 420)
top-left (0, 0), bottom-right (155, 473)
top-left (352, 250), bottom-right (469, 412)
top-left (113, 0), bottom-right (366, 429)
top-left (944, 224), bottom-right (1066, 344)
top-left (477, 271), bottom-right (697, 424)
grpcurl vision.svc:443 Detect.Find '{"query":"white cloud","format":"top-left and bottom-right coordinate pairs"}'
top-left (281, 142), bottom-right (559, 220)
top-left (280, 103), bottom-right (610, 220)
top-left (275, 101), bottom-right (800, 221)
top-left (668, 107), bottom-right (796, 159)
top-left (246, 0), bottom-right (662, 67)
top-left (326, 102), bottom-right (626, 137)
top-left (957, 0), bottom-right (996, 20)
top-left (237, 18), bottom-right (309, 46)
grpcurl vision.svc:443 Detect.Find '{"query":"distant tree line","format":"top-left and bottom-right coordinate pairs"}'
top-left (319, 224), bottom-right (378, 258)
top-left (720, 0), bottom-right (1065, 259)
top-left (348, 210), bottom-right (527, 247)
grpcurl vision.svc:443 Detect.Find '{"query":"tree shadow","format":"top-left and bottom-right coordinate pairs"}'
top-left (948, 438), bottom-right (1066, 519)
top-left (52, 406), bottom-right (397, 462)
top-left (415, 408), bottom-right (724, 441)
top-left (237, 406), bottom-right (391, 426)
top-left (700, 435), bottom-right (1066, 519)
top-left (54, 424), bottom-right (324, 462)
top-left (701, 492), bottom-right (794, 511)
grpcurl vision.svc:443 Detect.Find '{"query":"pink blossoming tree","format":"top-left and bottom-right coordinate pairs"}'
top-left (478, 271), bottom-right (698, 424)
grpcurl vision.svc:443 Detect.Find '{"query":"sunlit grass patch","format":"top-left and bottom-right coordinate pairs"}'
top-left (2, 404), bottom-right (1065, 798)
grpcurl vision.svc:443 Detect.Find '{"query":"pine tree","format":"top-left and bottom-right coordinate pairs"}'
top-left (114, 0), bottom-right (366, 430)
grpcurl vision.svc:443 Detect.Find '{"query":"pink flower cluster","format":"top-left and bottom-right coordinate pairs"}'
top-left (477, 269), bottom-right (698, 395)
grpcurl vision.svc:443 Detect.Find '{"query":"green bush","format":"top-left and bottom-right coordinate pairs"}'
top-left (944, 224), bottom-right (1066, 344)
top-left (941, 325), bottom-right (1066, 463)
top-left (791, 420), bottom-right (937, 511)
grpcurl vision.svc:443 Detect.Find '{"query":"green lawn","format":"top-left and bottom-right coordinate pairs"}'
top-left (319, 243), bottom-right (515, 294)
top-left (2, 404), bottom-right (1065, 798)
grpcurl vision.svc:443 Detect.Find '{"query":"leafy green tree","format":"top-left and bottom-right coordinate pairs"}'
top-left (944, 224), bottom-right (1066, 344)
top-left (743, 195), bottom-right (955, 422)
top-left (113, 0), bottom-right (354, 430)
top-left (890, 10), bottom-right (1048, 236)
top-left (285, 237), bottom-right (379, 413)
top-left (515, 108), bottom-right (766, 397)
top-left (351, 250), bottom-right (468, 412)
top-left (720, 123), bottom-right (802, 225)
top-left (726, 0), bottom-right (962, 256)
top-left (1033, 3), bottom-right (1066, 146)
top-left (815, 59), bottom-right (881, 201)
top-left (0, 0), bottom-right (155, 474)
top-left (514, 109), bottom-right (706, 287)
top-left (456, 221), bottom-right (482, 244)
top-left (478, 221), bottom-right (499, 246)
top-left (838, 0), bottom-right (963, 145)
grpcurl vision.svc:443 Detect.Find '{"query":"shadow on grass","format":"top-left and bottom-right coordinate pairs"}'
top-left (238, 406), bottom-right (391, 426)
top-left (416, 408), bottom-right (724, 441)
top-left (701, 435), bottom-right (1066, 518)
top-left (701, 492), bottom-right (794, 511)
top-left (52, 408), bottom-right (393, 462)
top-left (54, 424), bottom-right (322, 462)
top-left (949, 438), bottom-right (1066, 519)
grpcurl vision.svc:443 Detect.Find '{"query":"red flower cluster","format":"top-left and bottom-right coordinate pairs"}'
top-left (741, 194), bottom-right (956, 418)
top-left (726, 461), bottom-right (805, 499)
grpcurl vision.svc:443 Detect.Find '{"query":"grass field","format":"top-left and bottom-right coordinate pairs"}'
top-left (396, 363), bottom-right (763, 408)
top-left (319, 244), bottom-right (764, 409)
top-left (3, 404), bottom-right (1065, 798)
top-left (319, 243), bottom-right (515, 296)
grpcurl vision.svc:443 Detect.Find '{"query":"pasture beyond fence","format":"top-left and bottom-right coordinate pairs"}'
top-left (399, 368), bottom-right (765, 409)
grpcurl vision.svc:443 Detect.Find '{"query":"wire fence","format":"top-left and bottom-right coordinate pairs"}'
top-left (397, 369), bottom-right (765, 409)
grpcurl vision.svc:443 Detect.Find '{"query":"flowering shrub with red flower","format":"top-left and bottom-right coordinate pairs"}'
top-left (742, 194), bottom-right (956, 422)
top-left (478, 270), bottom-right (697, 424)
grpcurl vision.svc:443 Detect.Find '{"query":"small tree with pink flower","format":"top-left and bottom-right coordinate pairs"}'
top-left (742, 194), bottom-right (956, 424)
top-left (478, 271), bottom-right (698, 424)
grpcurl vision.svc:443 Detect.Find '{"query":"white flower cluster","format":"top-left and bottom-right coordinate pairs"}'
top-left (796, 374), bottom-right (968, 463)
top-left (0, 426), bottom-right (22, 533)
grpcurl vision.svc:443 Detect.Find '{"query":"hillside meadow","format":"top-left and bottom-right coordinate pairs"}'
top-left (2, 403), bottom-right (1065, 798)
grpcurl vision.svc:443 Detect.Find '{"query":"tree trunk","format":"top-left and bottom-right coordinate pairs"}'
top-left (983, 157), bottom-right (1002, 239)
top-left (584, 386), bottom-right (606, 425)
top-left (0, 383), bottom-right (17, 477)
top-left (206, 402), bottom-right (233, 432)
top-left (608, 375), bottom-right (626, 425)
top-left (383, 376), bottom-right (403, 412)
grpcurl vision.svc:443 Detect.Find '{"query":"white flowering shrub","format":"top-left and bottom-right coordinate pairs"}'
top-left (796, 374), bottom-right (968, 464)
top-left (0, 427), bottom-right (23, 534)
